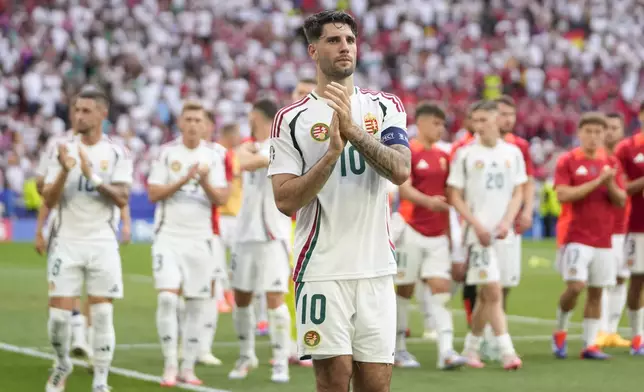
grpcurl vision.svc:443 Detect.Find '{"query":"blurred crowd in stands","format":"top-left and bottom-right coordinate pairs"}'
top-left (1, 0), bottom-right (644, 216)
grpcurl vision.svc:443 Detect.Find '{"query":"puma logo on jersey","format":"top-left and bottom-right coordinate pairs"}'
top-left (635, 153), bottom-right (644, 163)
top-left (416, 159), bottom-right (429, 170)
top-left (575, 165), bottom-right (588, 176)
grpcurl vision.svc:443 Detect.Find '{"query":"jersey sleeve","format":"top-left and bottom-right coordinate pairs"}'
top-left (44, 150), bottom-right (63, 185)
top-left (208, 150), bottom-right (229, 188)
top-left (553, 154), bottom-right (571, 188)
top-left (513, 149), bottom-right (528, 186)
top-left (111, 147), bottom-right (134, 185)
top-left (611, 156), bottom-right (626, 190)
top-left (148, 147), bottom-right (169, 185)
top-left (267, 112), bottom-right (303, 177)
top-left (35, 143), bottom-right (56, 177)
top-left (446, 148), bottom-right (466, 189)
top-left (614, 140), bottom-right (631, 179)
top-left (379, 94), bottom-right (408, 147)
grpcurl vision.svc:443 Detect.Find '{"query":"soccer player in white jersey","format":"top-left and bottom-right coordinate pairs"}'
top-left (268, 11), bottom-right (411, 391)
top-left (227, 99), bottom-right (293, 383)
top-left (42, 89), bottom-right (133, 392)
top-left (148, 101), bottom-right (229, 387)
top-left (447, 100), bottom-right (525, 370)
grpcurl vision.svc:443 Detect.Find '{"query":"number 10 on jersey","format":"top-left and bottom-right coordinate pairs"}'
top-left (340, 146), bottom-right (366, 176)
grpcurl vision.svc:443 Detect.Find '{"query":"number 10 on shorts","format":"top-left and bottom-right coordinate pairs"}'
top-left (300, 294), bottom-right (327, 325)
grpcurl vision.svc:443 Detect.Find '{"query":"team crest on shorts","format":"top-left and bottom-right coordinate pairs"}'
top-left (478, 270), bottom-right (487, 279)
top-left (569, 267), bottom-right (577, 276)
top-left (397, 271), bottom-right (405, 279)
top-left (170, 160), bottom-right (182, 172)
top-left (505, 159), bottom-right (511, 168)
top-left (48, 281), bottom-right (56, 292)
top-left (303, 330), bottom-right (321, 348)
top-left (363, 113), bottom-right (379, 135)
top-left (627, 258), bottom-right (635, 267)
top-left (475, 160), bottom-right (484, 169)
top-left (100, 160), bottom-right (109, 171)
top-left (310, 123), bottom-right (330, 142)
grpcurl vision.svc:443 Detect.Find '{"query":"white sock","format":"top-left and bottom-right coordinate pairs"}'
top-left (215, 282), bottom-right (225, 302)
top-left (267, 304), bottom-right (291, 364)
top-left (600, 289), bottom-right (610, 332)
top-left (395, 296), bottom-right (410, 352)
top-left (177, 296), bottom-right (186, 339)
top-left (87, 324), bottom-right (94, 355)
top-left (496, 333), bottom-right (516, 356)
top-left (70, 313), bottom-right (87, 347)
top-left (181, 298), bottom-right (205, 371)
top-left (582, 318), bottom-right (600, 348)
top-left (463, 332), bottom-right (482, 354)
top-left (234, 306), bottom-right (256, 358)
top-left (422, 286), bottom-right (433, 330)
top-left (629, 308), bottom-right (644, 337)
top-left (48, 308), bottom-right (72, 363)
top-left (483, 324), bottom-right (495, 343)
top-left (90, 303), bottom-right (115, 388)
top-left (157, 292), bottom-right (179, 368)
top-left (607, 284), bottom-right (627, 334)
top-left (556, 307), bottom-right (572, 331)
top-left (199, 297), bottom-right (219, 356)
top-left (427, 293), bottom-right (454, 356)
top-left (254, 292), bottom-right (267, 324)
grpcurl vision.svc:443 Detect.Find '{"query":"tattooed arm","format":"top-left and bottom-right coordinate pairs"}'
top-left (344, 125), bottom-right (411, 185)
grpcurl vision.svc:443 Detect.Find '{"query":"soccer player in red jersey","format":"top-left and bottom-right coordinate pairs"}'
top-left (596, 113), bottom-right (631, 348)
top-left (394, 102), bottom-right (467, 369)
top-left (614, 103), bottom-right (644, 356)
top-left (552, 112), bottom-right (626, 360)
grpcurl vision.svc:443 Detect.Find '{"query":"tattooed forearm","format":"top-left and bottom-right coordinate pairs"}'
top-left (347, 125), bottom-right (411, 185)
top-left (98, 183), bottom-right (130, 208)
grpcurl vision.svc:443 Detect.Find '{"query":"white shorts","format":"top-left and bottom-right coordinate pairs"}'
top-left (626, 233), bottom-right (644, 275)
top-left (612, 234), bottom-right (630, 279)
top-left (231, 240), bottom-right (290, 293)
top-left (559, 243), bottom-right (616, 287)
top-left (465, 237), bottom-right (520, 287)
top-left (295, 275), bottom-right (396, 364)
top-left (152, 236), bottom-right (226, 298)
top-left (219, 215), bottom-right (238, 249)
top-left (395, 226), bottom-right (450, 284)
top-left (47, 238), bottom-right (123, 299)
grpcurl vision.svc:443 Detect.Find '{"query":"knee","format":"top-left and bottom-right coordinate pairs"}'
top-left (396, 284), bottom-right (415, 299)
top-left (481, 285), bottom-right (502, 304)
top-left (565, 282), bottom-right (586, 297)
top-left (314, 357), bottom-right (352, 392)
top-left (158, 291), bottom-right (179, 312)
top-left (266, 292), bottom-right (284, 309)
top-left (90, 303), bottom-right (113, 331)
top-left (586, 287), bottom-right (603, 304)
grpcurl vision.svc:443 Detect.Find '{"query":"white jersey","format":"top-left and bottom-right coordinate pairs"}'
top-left (36, 130), bottom-right (77, 178)
top-left (446, 138), bottom-right (527, 245)
top-left (235, 139), bottom-right (291, 243)
top-left (149, 139), bottom-right (228, 241)
top-left (268, 87), bottom-right (407, 282)
top-left (44, 135), bottom-right (133, 242)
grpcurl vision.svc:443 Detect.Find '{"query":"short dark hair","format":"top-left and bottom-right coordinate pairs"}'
top-left (578, 112), bottom-right (607, 129)
top-left (605, 112), bottom-right (624, 124)
top-left (495, 95), bottom-right (516, 108)
top-left (639, 102), bottom-right (644, 113)
top-left (468, 100), bottom-right (497, 114)
top-left (303, 10), bottom-right (358, 43)
top-left (252, 99), bottom-right (279, 121)
top-left (76, 88), bottom-right (109, 108)
top-left (415, 101), bottom-right (446, 120)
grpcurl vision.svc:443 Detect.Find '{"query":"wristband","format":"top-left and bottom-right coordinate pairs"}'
top-left (90, 173), bottom-right (104, 188)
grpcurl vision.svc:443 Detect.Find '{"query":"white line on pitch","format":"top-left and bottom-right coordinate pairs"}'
top-left (35, 334), bottom-right (581, 352)
top-left (0, 342), bottom-right (230, 392)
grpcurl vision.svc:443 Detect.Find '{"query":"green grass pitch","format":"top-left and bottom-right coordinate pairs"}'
top-left (0, 240), bottom-right (641, 392)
